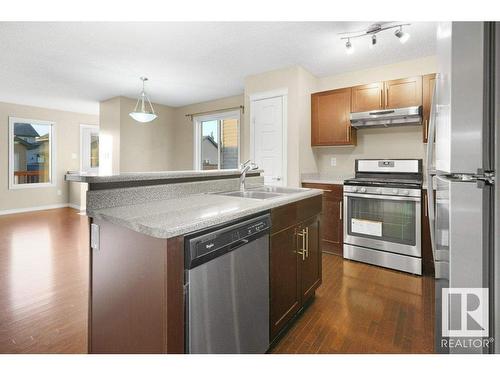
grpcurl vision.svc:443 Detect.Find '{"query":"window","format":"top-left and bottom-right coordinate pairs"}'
top-left (80, 125), bottom-right (99, 173)
top-left (9, 117), bottom-right (56, 189)
top-left (193, 110), bottom-right (240, 170)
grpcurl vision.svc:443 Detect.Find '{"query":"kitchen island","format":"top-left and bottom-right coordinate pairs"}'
top-left (66, 170), bottom-right (323, 354)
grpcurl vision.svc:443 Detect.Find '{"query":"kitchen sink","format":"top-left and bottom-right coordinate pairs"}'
top-left (215, 190), bottom-right (283, 200)
top-left (250, 186), bottom-right (307, 194)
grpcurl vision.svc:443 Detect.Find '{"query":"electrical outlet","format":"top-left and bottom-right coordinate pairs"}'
top-left (71, 153), bottom-right (77, 160)
top-left (57, 190), bottom-right (62, 196)
top-left (330, 157), bottom-right (337, 167)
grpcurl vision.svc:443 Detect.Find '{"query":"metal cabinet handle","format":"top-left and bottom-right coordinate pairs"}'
top-left (297, 228), bottom-right (305, 260)
top-left (339, 201), bottom-right (343, 220)
top-left (379, 88), bottom-right (383, 108)
top-left (424, 193), bottom-right (428, 217)
top-left (297, 228), bottom-right (307, 261)
top-left (304, 227), bottom-right (309, 258)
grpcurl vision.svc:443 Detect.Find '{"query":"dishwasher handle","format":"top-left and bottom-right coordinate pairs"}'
top-left (229, 238), bottom-right (249, 251)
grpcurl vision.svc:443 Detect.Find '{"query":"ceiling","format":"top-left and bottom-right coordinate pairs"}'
top-left (0, 22), bottom-right (437, 114)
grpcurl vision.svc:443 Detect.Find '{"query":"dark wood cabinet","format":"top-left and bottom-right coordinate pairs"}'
top-left (351, 82), bottom-right (384, 112)
top-left (384, 76), bottom-right (423, 109)
top-left (422, 74), bottom-right (436, 143)
top-left (311, 74), bottom-right (434, 147)
top-left (302, 183), bottom-right (343, 256)
top-left (299, 216), bottom-right (321, 302)
top-left (269, 225), bottom-right (301, 339)
top-left (311, 87), bottom-right (357, 146)
top-left (270, 195), bottom-right (322, 341)
top-left (421, 189), bottom-right (435, 276)
top-left (89, 219), bottom-right (184, 354)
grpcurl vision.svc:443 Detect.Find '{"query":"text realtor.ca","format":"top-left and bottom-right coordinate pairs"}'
top-left (441, 337), bottom-right (494, 349)
top-left (441, 288), bottom-right (494, 350)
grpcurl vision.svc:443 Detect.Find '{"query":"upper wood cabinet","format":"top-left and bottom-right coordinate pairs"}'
top-left (311, 88), bottom-right (357, 146)
top-left (384, 76), bottom-right (423, 109)
top-left (311, 74), bottom-right (433, 146)
top-left (422, 74), bottom-right (436, 143)
top-left (351, 82), bottom-right (384, 112)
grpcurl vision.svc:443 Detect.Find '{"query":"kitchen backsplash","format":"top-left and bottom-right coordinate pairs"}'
top-left (310, 125), bottom-right (427, 177)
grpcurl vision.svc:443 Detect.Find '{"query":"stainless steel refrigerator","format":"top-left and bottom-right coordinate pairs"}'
top-left (427, 22), bottom-right (498, 354)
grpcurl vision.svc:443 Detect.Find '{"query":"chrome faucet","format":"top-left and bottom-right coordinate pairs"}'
top-left (240, 160), bottom-right (258, 191)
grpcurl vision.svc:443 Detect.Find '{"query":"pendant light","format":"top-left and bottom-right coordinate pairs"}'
top-left (129, 77), bottom-right (157, 123)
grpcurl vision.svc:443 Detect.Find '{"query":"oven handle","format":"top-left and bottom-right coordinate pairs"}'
top-left (343, 192), bottom-right (421, 202)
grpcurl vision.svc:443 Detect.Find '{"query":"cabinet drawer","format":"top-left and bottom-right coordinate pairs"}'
top-left (270, 195), bottom-right (322, 234)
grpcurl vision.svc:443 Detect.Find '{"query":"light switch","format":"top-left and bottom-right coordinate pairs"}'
top-left (71, 153), bottom-right (77, 160)
top-left (330, 157), bottom-right (337, 167)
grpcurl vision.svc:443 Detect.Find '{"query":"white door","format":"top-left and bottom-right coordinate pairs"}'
top-left (251, 96), bottom-right (285, 186)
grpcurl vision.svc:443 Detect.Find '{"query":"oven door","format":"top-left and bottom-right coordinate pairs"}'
top-left (343, 192), bottom-right (421, 257)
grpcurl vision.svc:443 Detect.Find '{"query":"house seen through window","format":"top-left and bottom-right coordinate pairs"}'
top-left (9, 118), bottom-right (55, 188)
top-left (196, 111), bottom-right (240, 170)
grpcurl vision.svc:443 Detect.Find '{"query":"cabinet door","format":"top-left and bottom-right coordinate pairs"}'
top-left (302, 183), bottom-right (343, 256)
top-left (384, 76), bottom-right (423, 109)
top-left (351, 82), bottom-right (384, 112)
top-left (269, 225), bottom-right (300, 340)
top-left (422, 74), bottom-right (436, 143)
top-left (299, 216), bottom-right (321, 303)
top-left (311, 88), bottom-right (356, 146)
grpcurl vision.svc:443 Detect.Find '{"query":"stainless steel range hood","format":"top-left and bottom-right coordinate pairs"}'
top-left (350, 106), bottom-right (422, 129)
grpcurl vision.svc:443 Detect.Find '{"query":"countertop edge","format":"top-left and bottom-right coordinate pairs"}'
top-left (89, 189), bottom-right (322, 239)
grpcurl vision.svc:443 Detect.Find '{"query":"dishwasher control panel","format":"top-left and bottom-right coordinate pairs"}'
top-left (185, 214), bottom-right (271, 269)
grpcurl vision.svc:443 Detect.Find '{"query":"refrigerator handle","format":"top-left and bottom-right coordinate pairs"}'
top-left (425, 75), bottom-right (438, 267)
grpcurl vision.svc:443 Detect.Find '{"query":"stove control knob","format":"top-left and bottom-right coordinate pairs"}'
top-left (392, 188), bottom-right (399, 194)
top-left (376, 188), bottom-right (383, 194)
top-left (401, 190), bottom-right (409, 196)
top-left (351, 187), bottom-right (358, 192)
top-left (360, 187), bottom-right (367, 193)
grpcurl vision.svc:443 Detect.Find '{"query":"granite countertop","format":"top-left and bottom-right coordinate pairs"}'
top-left (65, 169), bottom-right (263, 184)
top-left (301, 174), bottom-right (353, 186)
top-left (89, 188), bottom-right (322, 239)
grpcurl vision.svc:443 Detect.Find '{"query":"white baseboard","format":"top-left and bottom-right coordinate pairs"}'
top-left (68, 203), bottom-right (84, 211)
top-left (0, 203), bottom-right (79, 216)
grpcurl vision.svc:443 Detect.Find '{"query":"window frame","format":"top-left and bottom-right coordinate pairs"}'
top-left (192, 110), bottom-right (241, 170)
top-left (80, 124), bottom-right (100, 173)
top-left (8, 116), bottom-right (56, 190)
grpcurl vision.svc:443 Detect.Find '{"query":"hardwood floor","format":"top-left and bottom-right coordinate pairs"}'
top-left (272, 254), bottom-right (435, 354)
top-left (0, 208), bottom-right (89, 353)
top-left (0, 208), bottom-right (434, 354)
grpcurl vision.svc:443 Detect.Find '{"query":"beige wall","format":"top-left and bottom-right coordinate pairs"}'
top-left (99, 96), bottom-right (177, 173)
top-left (119, 97), bottom-right (176, 172)
top-left (0, 101), bottom-right (98, 212)
top-left (308, 56), bottom-right (437, 177)
top-left (173, 95), bottom-right (244, 170)
top-left (99, 97), bottom-right (121, 174)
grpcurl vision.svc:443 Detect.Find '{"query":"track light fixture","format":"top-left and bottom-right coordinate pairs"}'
top-left (394, 26), bottom-right (410, 44)
top-left (345, 38), bottom-right (354, 54)
top-left (339, 23), bottom-right (411, 54)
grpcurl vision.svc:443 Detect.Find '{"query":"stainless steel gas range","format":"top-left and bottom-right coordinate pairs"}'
top-left (343, 159), bottom-right (423, 275)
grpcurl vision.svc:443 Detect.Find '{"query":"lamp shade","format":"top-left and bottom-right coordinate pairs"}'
top-left (129, 111), bottom-right (157, 123)
top-left (129, 77), bottom-right (157, 123)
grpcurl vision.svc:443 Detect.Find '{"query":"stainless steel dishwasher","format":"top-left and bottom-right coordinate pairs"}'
top-left (184, 213), bottom-right (270, 354)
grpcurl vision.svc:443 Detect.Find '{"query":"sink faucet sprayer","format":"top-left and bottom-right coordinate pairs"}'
top-left (240, 160), bottom-right (259, 191)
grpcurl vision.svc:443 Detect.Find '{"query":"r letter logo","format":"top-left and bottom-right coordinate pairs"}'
top-left (442, 288), bottom-right (489, 337)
